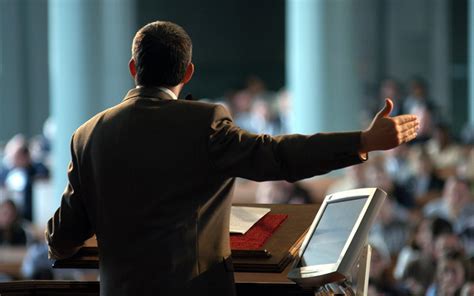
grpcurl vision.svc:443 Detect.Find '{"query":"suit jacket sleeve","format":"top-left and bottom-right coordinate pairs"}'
top-left (45, 133), bottom-right (93, 259)
top-left (208, 104), bottom-right (365, 182)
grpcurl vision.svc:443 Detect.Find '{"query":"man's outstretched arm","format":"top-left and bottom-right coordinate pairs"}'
top-left (208, 98), bottom-right (418, 182)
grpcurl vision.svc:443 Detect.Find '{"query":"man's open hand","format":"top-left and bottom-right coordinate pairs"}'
top-left (360, 98), bottom-right (419, 153)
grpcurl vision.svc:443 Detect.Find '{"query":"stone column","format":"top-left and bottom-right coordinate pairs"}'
top-left (48, 0), bottom-right (135, 213)
top-left (286, 0), bottom-right (362, 134)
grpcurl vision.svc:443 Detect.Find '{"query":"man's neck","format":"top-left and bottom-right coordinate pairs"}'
top-left (136, 85), bottom-right (181, 100)
top-left (157, 86), bottom-right (178, 100)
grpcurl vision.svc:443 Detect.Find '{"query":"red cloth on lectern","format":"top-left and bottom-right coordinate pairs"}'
top-left (230, 214), bottom-right (288, 250)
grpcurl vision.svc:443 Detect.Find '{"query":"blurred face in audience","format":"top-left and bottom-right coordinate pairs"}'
top-left (251, 100), bottom-right (270, 120)
top-left (232, 92), bottom-right (253, 114)
top-left (0, 201), bottom-right (17, 229)
top-left (12, 147), bottom-right (31, 168)
top-left (434, 234), bottom-right (464, 260)
top-left (410, 81), bottom-right (427, 99)
top-left (444, 178), bottom-right (471, 215)
top-left (437, 257), bottom-right (466, 296)
top-left (380, 79), bottom-right (399, 101)
top-left (415, 218), bottom-right (433, 254)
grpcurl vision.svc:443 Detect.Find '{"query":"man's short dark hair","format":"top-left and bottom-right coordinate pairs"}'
top-left (132, 21), bottom-right (192, 87)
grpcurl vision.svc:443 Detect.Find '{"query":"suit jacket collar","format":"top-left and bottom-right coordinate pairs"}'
top-left (123, 87), bottom-right (176, 102)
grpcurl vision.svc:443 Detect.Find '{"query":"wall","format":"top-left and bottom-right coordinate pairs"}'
top-left (0, 0), bottom-right (49, 143)
top-left (136, 0), bottom-right (286, 99)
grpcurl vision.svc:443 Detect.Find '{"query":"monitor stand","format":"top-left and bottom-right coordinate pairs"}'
top-left (355, 244), bottom-right (371, 296)
top-left (312, 244), bottom-right (372, 296)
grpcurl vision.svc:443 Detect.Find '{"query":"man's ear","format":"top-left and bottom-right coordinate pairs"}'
top-left (182, 63), bottom-right (194, 85)
top-left (129, 58), bottom-right (137, 79)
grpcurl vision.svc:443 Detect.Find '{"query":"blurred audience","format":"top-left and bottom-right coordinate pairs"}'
top-left (423, 176), bottom-right (474, 224)
top-left (21, 242), bottom-right (53, 280)
top-left (0, 134), bottom-right (49, 221)
top-left (1, 74), bottom-right (473, 290)
top-left (0, 199), bottom-right (27, 246)
top-left (371, 198), bottom-right (409, 257)
top-left (426, 251), bottom-right (470, 296)
top-left (402, 77), bottom-right (437, 142)
top-left (375, 78), bottom-right (404, 117)
top-left (421, 122), bottom-right (464, 179)
top-left (255, 181), bottom-right (312, 204)
top-left (400, 217), bottom-right (454, 294)
top-left (368, 237), bottom-right (405, 295)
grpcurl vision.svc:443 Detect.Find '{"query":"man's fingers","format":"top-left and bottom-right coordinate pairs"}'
top-left (403, 132), bottom-right (418, 143)
top-left (394, 114), bottom-right (418, 125)
top-left (399, 129), bottom-right (418, 144)
top-left (398, 120), bottom-right (420, 133)
top-left (375, 98), bottom-right (394, 119)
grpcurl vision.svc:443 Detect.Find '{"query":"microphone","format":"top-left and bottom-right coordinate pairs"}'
top-left (184, 93), bottom-right (195, 101)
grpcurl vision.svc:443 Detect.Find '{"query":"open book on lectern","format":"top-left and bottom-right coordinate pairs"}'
top-left (288, 187), bottom-right (386, 288)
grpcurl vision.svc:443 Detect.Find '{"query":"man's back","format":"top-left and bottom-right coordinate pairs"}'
top-left (53, 88), bottom-right (237, 295)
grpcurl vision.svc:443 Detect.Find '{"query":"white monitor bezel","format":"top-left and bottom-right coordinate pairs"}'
top-left (288, 187), bottom-right (386, 287)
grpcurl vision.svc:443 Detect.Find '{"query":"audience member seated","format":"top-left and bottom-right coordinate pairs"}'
top-left (367, 238), bottom-right (405, 296)
top-left (402, 77), bottom-right (437, 142)
top-left (426, 251), bottom-right (471, 296)
top-left (365, 156), bottom-right (414, 209)
top-left (375, 78), bottom-right (404, 117)
top-left (21, 242), bottom-right (53, 280)
top-left (0, 199), bottom-right (27, 246)
top-left (407, 148), bottom-right (445, 207)
top-left (400, 217), bottom-right (453, 294)
top-left (28, 117), bottom-right (54, 169)
top-left (272, 88), bottom-right (291, 135)
top-left (433, 232), bottom-right (466, 260)
top-left (240, 98), bottom-right (277, 134)
top-left (426, 123), bottom-right (464, 178)
top-left (455, 206), bottom-right (474, 257)
top-left (394, 217), bottom-right (453, 280)
top-left (0, 134), bottom-right (49, 221)
top-left (384, 145), bottom-right (413, 189)
top-left (423, 176), bottom-right (473, 224)
top-left (371, 198), bottom-right (409, 257)
top-left (230, 76), bottom-right (269, 127)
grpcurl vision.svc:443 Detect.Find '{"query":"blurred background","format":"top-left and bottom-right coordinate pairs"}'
top-left (1, 0), bottom-right (474, 294)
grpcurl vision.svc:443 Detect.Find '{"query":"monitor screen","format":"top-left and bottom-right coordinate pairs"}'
top-left (299, 196), bottom-right (368, 266)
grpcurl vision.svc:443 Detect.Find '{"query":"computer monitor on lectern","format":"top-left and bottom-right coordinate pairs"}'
top-left (288, 188), bottom-right (386, 287)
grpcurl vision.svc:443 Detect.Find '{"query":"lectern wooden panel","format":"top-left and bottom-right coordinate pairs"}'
top-left (2, 204), bottom-right (321, 296)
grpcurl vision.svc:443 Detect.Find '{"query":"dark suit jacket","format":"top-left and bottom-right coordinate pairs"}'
top-left (46, 87), bottom-right (364, 296)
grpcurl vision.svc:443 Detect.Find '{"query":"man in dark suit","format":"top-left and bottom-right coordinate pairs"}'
top-left (46, 21), bottom-right (418, 296)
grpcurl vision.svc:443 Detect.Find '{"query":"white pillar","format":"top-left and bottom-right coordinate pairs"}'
top-left (48, 0), bottom-right (135, 210)
top-left (286, 0), bottom-right (362, 134)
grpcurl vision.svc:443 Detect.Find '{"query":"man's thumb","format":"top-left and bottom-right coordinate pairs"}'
top-left (376, 98), bottom-right (394, 119)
